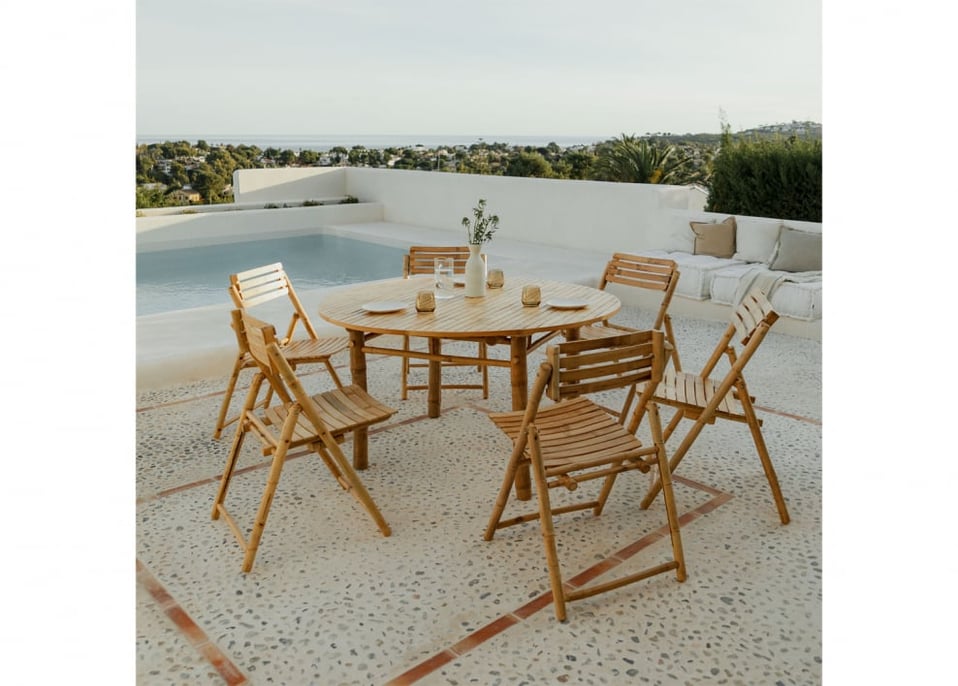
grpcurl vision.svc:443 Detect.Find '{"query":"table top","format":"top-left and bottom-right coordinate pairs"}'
top-left (318, 275), bottom-right (620, 338)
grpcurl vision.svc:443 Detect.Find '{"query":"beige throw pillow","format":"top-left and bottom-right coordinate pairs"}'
top-left (769, 225), bottom-right (822, 272)
top-left (691, 216), bottom-right (736, 258)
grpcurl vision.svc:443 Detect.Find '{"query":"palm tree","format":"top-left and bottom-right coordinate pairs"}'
top-left (592, 134), bottom-right (686, 184)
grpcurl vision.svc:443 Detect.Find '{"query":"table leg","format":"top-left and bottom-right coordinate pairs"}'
top-left (510, 335), bottom-right (532, 501)
top-left (427, 338), bottom-right (441, 418)
top-left (348, 329), bottom-right (369, 470)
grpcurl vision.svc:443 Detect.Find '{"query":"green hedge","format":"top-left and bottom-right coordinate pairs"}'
top-left (705, 135), bottom-right (822, 222)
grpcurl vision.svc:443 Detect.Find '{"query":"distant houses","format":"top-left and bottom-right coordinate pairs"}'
top-left (168, 187), bottom-right (202, 204)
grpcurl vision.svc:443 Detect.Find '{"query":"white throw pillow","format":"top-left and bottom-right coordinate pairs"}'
top-left (734, 217), bottom-right (783, 264)
top-left (658, 214), bottom-right (695, 252)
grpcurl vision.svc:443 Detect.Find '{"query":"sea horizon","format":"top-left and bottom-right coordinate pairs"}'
top-left (135, 133), bottom-right (613, 151)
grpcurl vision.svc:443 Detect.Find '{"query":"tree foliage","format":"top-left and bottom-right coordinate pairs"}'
top-left (705, 128), bottom-right (822, 221)
top-left (136, 184), bottom-right (175, 208)
top-left (135, 125), bottom-right (819, 210)
top-left (591, 135), bottom-right (688, 185)
top-left (504, 151), bottom-right (553, 178)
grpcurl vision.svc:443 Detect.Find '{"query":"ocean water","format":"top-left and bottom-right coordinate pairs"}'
top-left (135, 133), bottom-right (609, 151)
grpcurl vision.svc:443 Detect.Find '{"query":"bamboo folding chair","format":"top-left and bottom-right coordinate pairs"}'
top-left (400, 246), bottom-right (489, 400)
top-left (213, 262), bottom-right (349, 439)
top-left (572, 252), bottom-right (683, 371)
top-left (212, 310), bottom-right (396, 572)
top-left (484, 330), bottom-right (686, 621)
top-left (638, 289), bottom-right (790, 525)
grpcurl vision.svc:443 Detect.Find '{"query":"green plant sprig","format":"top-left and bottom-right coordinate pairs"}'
top-left (461, 198), bottom-right (500, 244)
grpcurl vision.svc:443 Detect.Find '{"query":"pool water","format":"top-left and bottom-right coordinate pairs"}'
top-left (136, 233), bottom-right (406, 315)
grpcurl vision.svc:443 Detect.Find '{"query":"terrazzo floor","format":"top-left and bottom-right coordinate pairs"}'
top-left (136, 306), bottom-right (822, 685)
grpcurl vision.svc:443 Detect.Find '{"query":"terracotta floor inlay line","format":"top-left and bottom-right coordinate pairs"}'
top-left (137, 354), bottom-right (391, 412)
top-left (136, 406), bottom-right (462, 506)
top-left (137, 361), bottom-right (803, 684)
top-left (385, 481), bottom-right (732, 684)
top-left (137, 560), bottom-right (248, 685)
top-left (755, 404), bottom-right (821, 425)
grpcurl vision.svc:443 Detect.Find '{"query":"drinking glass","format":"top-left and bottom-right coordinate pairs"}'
top-left (415, 290), bottom-right (436, 312)
top-left (521, 284), bottom-right (541, 306)
top-left (434, 258), bottom-right (455, 299)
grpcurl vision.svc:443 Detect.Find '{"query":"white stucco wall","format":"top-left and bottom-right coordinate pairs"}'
top-left (231, 166), bottom-right (348, 203)
top-left (136, 202), bottom-right (384, 252)
top-left (152, 167), bottom-right (820, 255)
top-left (341, 168), bottom-right (698, 254)
top-left (181, 167), bottom-right (821, 257)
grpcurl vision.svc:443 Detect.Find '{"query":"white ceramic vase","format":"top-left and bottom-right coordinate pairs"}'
top-left (464, 244), bottom-right (486, 297)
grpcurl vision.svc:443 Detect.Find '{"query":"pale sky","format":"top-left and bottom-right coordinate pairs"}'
top-left (136, 0), bottom-right (822, 137)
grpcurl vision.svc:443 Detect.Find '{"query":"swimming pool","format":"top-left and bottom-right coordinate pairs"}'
top-left (136, 233), bottom-right (406, 316)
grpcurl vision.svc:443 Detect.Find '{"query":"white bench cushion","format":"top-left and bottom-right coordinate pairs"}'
top-left (642, 250), bottom-right (745, 300)
top-left (710, 264), bottom-right (822, 321)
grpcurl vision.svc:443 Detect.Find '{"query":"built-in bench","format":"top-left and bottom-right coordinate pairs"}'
top-left (638, 212), bottom-right (822, 323)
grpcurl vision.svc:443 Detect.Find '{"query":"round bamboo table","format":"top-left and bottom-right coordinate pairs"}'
top-left (318, 275), bottom-right (621, 498)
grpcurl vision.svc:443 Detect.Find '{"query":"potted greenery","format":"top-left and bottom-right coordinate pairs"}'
top-left (461, 199), bottom-right (500, 296)
top-left (462, 198), bottom-right (499, 245)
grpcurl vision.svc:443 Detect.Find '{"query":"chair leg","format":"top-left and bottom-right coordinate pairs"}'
top-left (211, 413), bottom-right (249, 520)
top-left (479, 341), bottom-right (489, 399)
top-left (259, 384), bottom-right (275, 413)
top-left (213, 355), bottom-right (245, 439)
top-left (741, 400), bottom-right (790, 525)
top-left (593, 466), bottom-right (622, 516)
top-left (241, 425), bottom-right (293, 573)
top-left (647, 403), bottom-right (686, 581)
top-left (664, 315), bottom-right (682, 372)
top-left (319, 439), bottom-right (392, 537)
top-left (324, 358), bottom-right (345, 390)
top-left (213, 375), bottom-right (264, 519)
top-left (401, 335), bottom-right (411, 400)
top-left (528, 427), bottom-right (568, 622)
top-left (401, 337), bottom-right (487, 400)
top-left (662, 408), bottom-right (684, 444)
top-left (640, 412), bottom-right (707, 511)
top-left (483, 437), bottom-right (528, 541)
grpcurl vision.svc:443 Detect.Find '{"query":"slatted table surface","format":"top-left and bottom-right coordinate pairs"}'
top-left (318, 275), bottom-right (620, 339)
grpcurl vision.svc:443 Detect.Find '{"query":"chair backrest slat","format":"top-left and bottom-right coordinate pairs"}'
top-left (236, 267), bottom-right (285, 288)
top-left (598, 253), bottom-right (679, 331)
top-left (732, 290), bottom-right (779, 345)
top-left (228, 309), bottom-right (251, 356)
top-left (404, 246), bottom-right (472, 276)
top-left (700, 290), bottom-right (779, 380)
top-left (602, 253), bottom-right (677, 292)
top-left (232, 262), bottom-right (284, 282)
top-left (238, 273), bottom-right (289, 293)
top-left (228, 262), bottom-right (317, 341)
top-left (230, 266), bottom-right (290, 307)
top-left (546, 330), bottom-right (663, 402)
top-left (556, 372), bottom-right (655, 398)
top-left (236, 310), bottom-right (294, 405)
